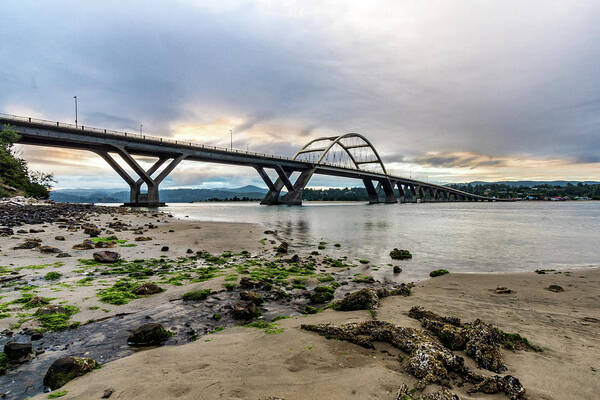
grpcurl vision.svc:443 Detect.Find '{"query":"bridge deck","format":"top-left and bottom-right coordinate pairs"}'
top-left (1, 113), bottom-right (495, 203)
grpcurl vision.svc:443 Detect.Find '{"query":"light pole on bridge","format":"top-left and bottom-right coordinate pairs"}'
top-left (229, 129), bottom-right (233, 150)
top-left (73, 96), bottom-right (78, 127)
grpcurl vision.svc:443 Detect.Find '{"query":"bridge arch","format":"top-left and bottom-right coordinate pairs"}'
top-left (293, 133), bottom-right (388, 176)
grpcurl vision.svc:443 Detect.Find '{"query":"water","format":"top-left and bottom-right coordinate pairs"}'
top-left (166, 201), bottom-right (600, 281)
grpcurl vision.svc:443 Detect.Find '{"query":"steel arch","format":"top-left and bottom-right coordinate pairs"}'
top-left (293, 133), bottom-right (388, 176)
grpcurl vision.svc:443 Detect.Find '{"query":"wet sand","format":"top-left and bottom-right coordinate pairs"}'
top-left (30, 267), bottom-right (600, 400)
top-left (2, 208), bottom-right (598, 400)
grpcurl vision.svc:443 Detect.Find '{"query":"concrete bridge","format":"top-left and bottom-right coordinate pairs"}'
top-left (1, 113), bottom-right (495, 207)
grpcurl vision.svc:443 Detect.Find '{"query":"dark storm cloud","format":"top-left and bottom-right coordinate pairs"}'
top-left (2, 0), bottom-right (600, 187)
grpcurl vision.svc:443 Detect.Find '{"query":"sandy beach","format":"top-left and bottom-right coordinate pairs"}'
top-left (27, 267), bottom-right (600, 400)
top-left (0, 205), bottom-right (598, 400)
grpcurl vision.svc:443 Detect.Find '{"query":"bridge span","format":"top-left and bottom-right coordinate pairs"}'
top-left (1, 113), bottom-right (495, 207)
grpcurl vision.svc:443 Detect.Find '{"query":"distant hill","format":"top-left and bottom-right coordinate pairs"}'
top-left (50, 185), bottom-right (268, 203)
top-left (463, 180), bottom-right (600, 187)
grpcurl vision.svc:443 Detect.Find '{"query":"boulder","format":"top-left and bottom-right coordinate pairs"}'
top-left (127, 323), bottom-right (172, 346)
top-left (186, 248), bottom-right (194, 254)
top-left (333, 288), bottom-right (380, 311)
top-left (93, 251), bottom-right (120, 263)
top-left (393, 266), bottom-right (402, 273)
top-left (231, 301), bottom-right (259, 320)
top-left (95, 241), bottom-right (115, 248)
top-left (161, 246), bottom-right (169, 252)
top-left (239, 277), bottom-right (258, 289)
top-left (389, 248), bottom-right (412, 260)
top-left (39, 246), bottom-right (62, 254)
top-left (135, 236), bottom-right (152, 241)
top-left (132, 283), bottom-right (163, 296)
top-left (276, 241), bottom-right (289, 254)
top-left (29, 228), bottom-right (45, 233)
top-left (240, 290), bottom-right (264, 305)
top-left (13, 238), bottom-right (42, 250)
top-left (56, 252), bottom-right (72, 258)
top-left (72, 240), bottom-right (94, 250)
top-left (0, 227), bottom-right (14, 237)
top-left (54, 236), bottom-right (65, 241)
top-left (3, 342), bottom-right (33, 363)
top-left (43, 356), bottom-right (100, 389)
top-left (82, 224), bottom-right (101, 237)
top-left (547, 285), bottom-right (564, 293)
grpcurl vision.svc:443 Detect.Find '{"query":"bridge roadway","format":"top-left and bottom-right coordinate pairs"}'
top-left (1, 114), bottom-right (494, 206)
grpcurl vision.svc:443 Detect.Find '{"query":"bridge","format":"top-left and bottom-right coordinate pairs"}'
top-left (1, 113), bottom-right (495, 207)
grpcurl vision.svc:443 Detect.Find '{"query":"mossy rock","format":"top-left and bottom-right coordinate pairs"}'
top-left (127, 323), bottom-right (173, 346)
top-left (429, 269), bottom-right (449, 277)
top-left (182, 289), bottom-right (211, 301)
top-left (240, 290), bottom-right (264, 305)
top-left (231, 301), bottom-right (260, 320)
top-left (389, 248), bottom-right (412, 260)
top-left (43, 356), bottom-right (100, 390)
top-left (310, 286), bottom-right (335, 303)
top-left (332, 288), bottom-right (380, 311)
top-left (132, 283), bottom-right (164, 296)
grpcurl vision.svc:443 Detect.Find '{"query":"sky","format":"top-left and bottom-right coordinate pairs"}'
top-left (1, 0), bottom-right (599, 190)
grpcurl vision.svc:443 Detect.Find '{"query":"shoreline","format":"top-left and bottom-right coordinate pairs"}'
top-left (0, 203), bottom-right (598, 400)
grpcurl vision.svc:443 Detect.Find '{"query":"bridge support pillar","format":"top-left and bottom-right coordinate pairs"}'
top-left (396, 182), bottom-right (406, 203)
top-left (95, 148), bottom-right (186, 207)
top-left (381, 180), bottom-right (397, 203)
top-left (258, 167), bottom-right (315, 205)
top-left (363, 179), bottom-right (379, 204)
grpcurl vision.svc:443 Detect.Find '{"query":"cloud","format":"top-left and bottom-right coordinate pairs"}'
top-left (1, 0), bottom-right (600, 188)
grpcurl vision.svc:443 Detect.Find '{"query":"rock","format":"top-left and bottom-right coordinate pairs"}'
top-left (29, 228), bottom-right (45, 233)
top-left (72, 241), bottom-right (94, 250)
top-left (547, 285), bottom-right (564, 292)
top-left (287, 254), bottom-right (300, 263)
top-left (0, 227), bottom-right (14, 237)
top-left (310, 286), bottom-right (335, 303)
top-left (239, 277), bottom-right (258, 289)
top-left (168, 229), bottom-right (174, 233)
top-left (13, 238), bottom-right (42, 250)
top-left (135, 236), bottom-right (152, 241)
top-left (95, 241), bottom-right (115, 248)
top-left (127, 323), bottom-right (172, 346)
top-left (333, 288), bottom-right (380, 311)
top-left (302, 320), bottom-right (466, 389)
top-left (469, 375), bottom-right (527, 399)
top-left (54, 236), bottom-right (65, 241)
top-left (36, 305), bottom-right (67, 315)
top-left (276, 241), bottom-right (289, 254)
top-left (161, 246), bottom-right (169, 252)
top-left (393, 266), bottom-right (402, 273)
top-left (31, 331), bottom-right (43, 341)
top-left (240, 290), bottom-right (264, 305)
top-left (389, 248), bottom-right (412, 260)
top-left (186, 248), bottom-right (193, 254)
top-left (93, 251), bottom-right (120, 263)
top-left (82, 224), bottom-right (101, 237)
top-left (408, 306), bottom-right (536, 373)
top-left (102, 389), bottom-right (114, 398)
top-left (56, 252), bottom-right (72, 258)
top-left (39, 246), bottom-right (62, 254)
top-left (495, 287), bottom-right (513, 294)
top-left (132, 283), bottom-right (164, 296)
top-left (26, 296), bottom-right (50, 308)
top-left (43, 356), bottom-right (100, 389)
top-left (264, 230), bottom-right (276, 234)
top-left (3, 342), bottom-right (33, 363)
top-left (231, 301), bottom-right (259, 320)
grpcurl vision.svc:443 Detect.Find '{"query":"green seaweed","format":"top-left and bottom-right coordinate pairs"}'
top-left (182, 289), bottom-right (211, 301)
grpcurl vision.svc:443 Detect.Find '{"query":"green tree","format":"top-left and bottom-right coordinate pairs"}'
top-left (0, 124), bottom-right (54, 198)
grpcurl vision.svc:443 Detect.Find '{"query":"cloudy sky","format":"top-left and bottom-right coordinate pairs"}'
top-left (2, 0), bottom-right (599, 189)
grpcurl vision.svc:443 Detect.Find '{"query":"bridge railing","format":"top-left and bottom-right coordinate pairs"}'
top-left (0, 112), bottom-right (310, 164)
top-left (1, 113), bottom-right (473, 191)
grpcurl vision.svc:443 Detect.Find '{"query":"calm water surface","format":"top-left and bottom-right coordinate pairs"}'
top-left (164, 201), bottom-right (600, 281)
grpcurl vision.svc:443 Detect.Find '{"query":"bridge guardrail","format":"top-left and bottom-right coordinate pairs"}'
top-left (0, 112), bottom-right (491, 199)
top-left (0, 112), bottom-right (304, 163)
